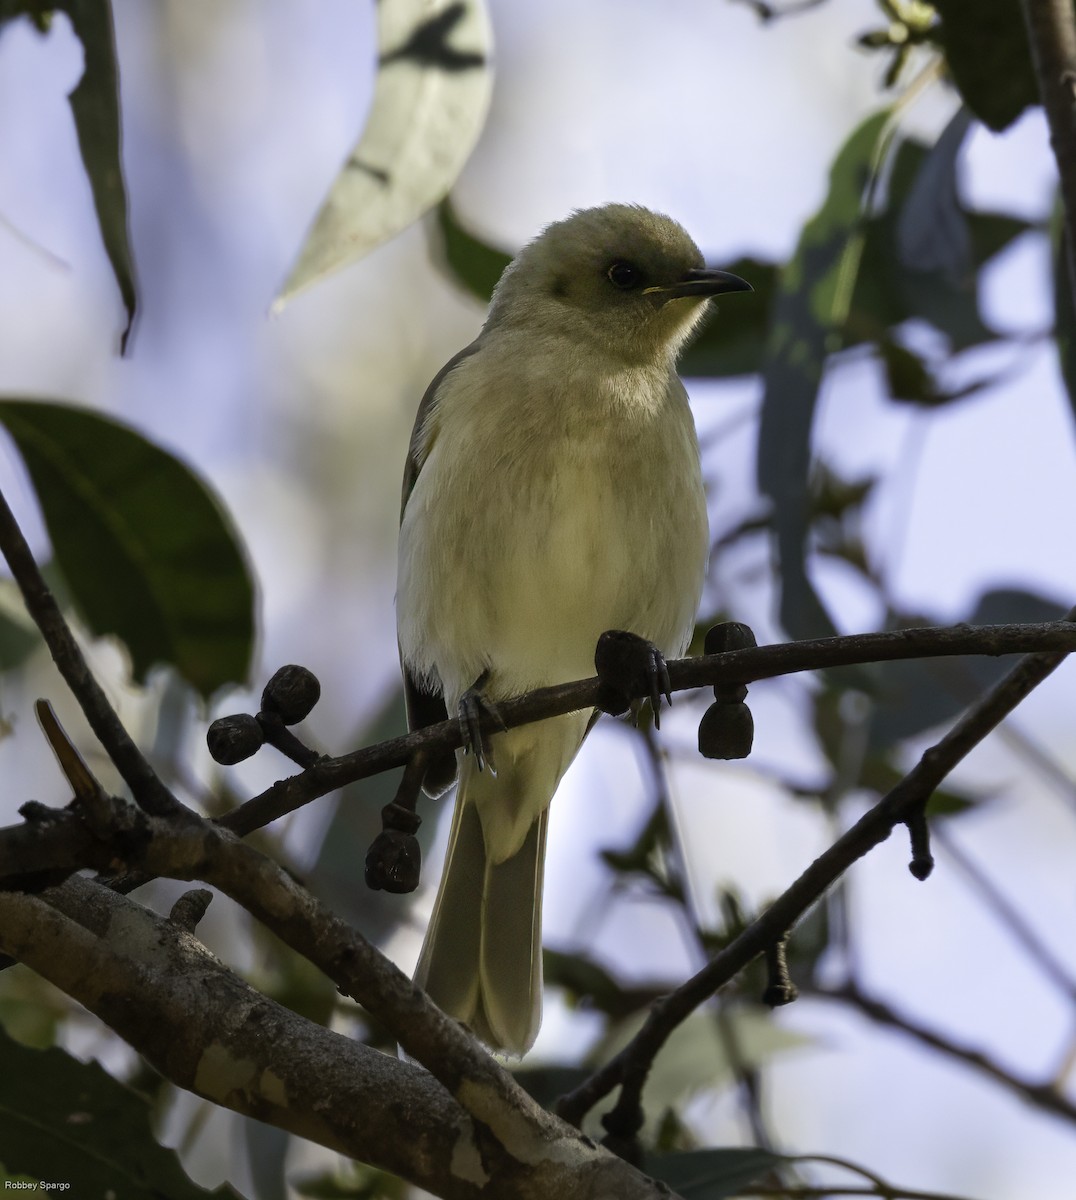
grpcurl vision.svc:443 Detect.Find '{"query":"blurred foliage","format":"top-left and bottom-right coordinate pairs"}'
top-left (0, 1024), bottom-right (246, 1198)
top-left (0, 400), bottom-right (255, 698)
top-left (0, 1), bottom-right (136, 349)
top-left (647, 1147), bottom-right (780, 1199)
top-left (0, 965), bottom-right (69, 1049)
top-left (930, 0), bottom-right (1039, 132)
top-left (276, 0), bottom-right (493, 305)
top-left (292, 1162), bottom-right (409, 1199)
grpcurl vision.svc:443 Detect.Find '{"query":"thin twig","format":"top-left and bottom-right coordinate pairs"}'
top-left (0, 486), bottom-right (179, 816)
top-left (556, 618), bottom-right (1074, 1127)
top-left (222, 621), bottom-right (1076, 838)
top-left (932, 822), bottom-right (1076, 1005)
top-left (803, 981), bottom-right (1076, 1126)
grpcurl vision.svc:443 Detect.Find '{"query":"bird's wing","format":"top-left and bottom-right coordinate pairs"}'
top-left (400, 339), bottom-right (482, 521)
top-left (399, 339), bottom-right (482, 793)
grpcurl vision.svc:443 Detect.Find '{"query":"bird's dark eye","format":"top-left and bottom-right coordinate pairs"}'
top-left (606, 261), bottom-right (643, 290)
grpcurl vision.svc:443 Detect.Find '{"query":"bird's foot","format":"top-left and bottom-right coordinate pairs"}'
top-left (458, 677), bottom-right (506, 774)
top-left (594, 630), bottom-right (673, 729)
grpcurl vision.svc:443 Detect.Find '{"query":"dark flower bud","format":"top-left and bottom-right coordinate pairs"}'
top-left (703, 621), bottom-right (757, 656)
top-left (207, 713), bottom-right (265, 765)
top-left (365, 830), bottom-right (421, 894)
top-left (698, 701), bottom-right (754, 760)
top-left (261, 664), bottom-right (321, 725)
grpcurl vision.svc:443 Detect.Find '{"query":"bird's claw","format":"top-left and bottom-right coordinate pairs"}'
top-left (458, 685), bottom-right (505, 774)
top-left (594, 629), bottom-right (673, 729)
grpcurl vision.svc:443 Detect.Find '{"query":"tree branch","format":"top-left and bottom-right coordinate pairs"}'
top-left (0, 876), bottom-right (673, 1200)
top-left (223, 621), bottom-right (1076, 838)
top-left (556, 620), bottom-right (1075, 1127)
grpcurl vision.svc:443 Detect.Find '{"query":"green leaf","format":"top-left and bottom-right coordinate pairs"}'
top-left (56, 0), bottom-right (138, 352)
top-left (848, 137), bottom-right (1031, 354)
top-left (895, 107), bottom-right (973, 282)
top-left (243, 1122), bottom-right (289, 1200)
top-left (275, 0), bottom-right (493, 307)
top-left (543, 947), bottom-right (668, 1020)
top-left (876, 337), bottom-right (992, 408)
top-left (435, 197), bottom-right (511, 302)
top-left (0, 1023), bottom-right (247, 1199)
top-left (0, 399), bottom-right (256, 698)
top-left (0, 588), bottom-right (39, 670)
top-left (511, 1063), bottom-right (594, 1109)
top-left (866, 589), bottom-right (1070, 752)
top-left (757, 108), bottom-right (893, 638)
top-left (647, 1148), bottom-right (780, 1199)
top-left (680, 257), bottom-right (777, 378)
top-left (594, 1011), bottom-right (810, 1128)
top-left (291, 1164), bottom-right (407, 1199)
top-left (932, 0), bottom-right (1039, 133)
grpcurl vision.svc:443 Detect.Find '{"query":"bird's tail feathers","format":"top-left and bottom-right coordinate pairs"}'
top-left (414, 714), bottom-right (587, 1055)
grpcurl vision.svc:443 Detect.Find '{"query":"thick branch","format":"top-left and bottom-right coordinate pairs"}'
top-left (224, 621), bottom-right (1076, 837)
top-left (557, 622), bottom-right (1074, 1126)
top-left (0, 877), bottom-right (671, 1200)
top-left (0, 486), bottom-right (178, 816)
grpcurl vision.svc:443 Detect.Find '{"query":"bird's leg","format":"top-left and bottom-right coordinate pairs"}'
top-left (594, 630), bottom-right (674, 729)
top-left (458, 670), bottom-right (506, 773)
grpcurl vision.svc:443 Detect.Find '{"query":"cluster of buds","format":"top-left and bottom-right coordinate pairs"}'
top-left (206, 665), bottom-right (323, 769)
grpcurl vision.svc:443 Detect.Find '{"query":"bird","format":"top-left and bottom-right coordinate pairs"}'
top-left (396, 203), bottom-right (751, 1055)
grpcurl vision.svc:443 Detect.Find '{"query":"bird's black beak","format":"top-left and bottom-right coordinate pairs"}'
top-left (659, 268), bottom-right (754, 301)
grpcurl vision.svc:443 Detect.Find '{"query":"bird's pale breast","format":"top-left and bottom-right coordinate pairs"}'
top-left (396, 336), bottom-right (708, 706)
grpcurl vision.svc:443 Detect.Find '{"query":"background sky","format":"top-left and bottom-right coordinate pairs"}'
top-left (1, 2), bottom-right (1076, 1198)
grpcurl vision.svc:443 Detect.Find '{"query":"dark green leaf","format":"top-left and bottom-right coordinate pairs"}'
top-left (56, 0), bottom-right (137, 352)
top-left (867, 589), bottom-right (1069, 750)
top-left (0, 602), bottom-right (38, 670)
top-left (848, 138), bottom-right (1031, 354)
top-left (895, 107), bottom-right (973, 282)
top-left (511, 1063), bottom-right (594, 1109)
top-left (543, 948), bottom-right (669, 1020)
top-left (599, 794), bottom-right (671, 876)
top-left (876, 338), bottom-right (992, 408)
top-left (784, 893), bottom-right (831, 986)
top-left (966, 586), bottom-right (1070, 628)
top-left (967, 210), bottom-right (1037, 266)
top-left (932, 0), bottom-right (1039, 133)
top-left (858, 754), bottom-right (983, 816)
top-left (758, 108), bottom-right (892, 638)
top-left (0, 2), bottom-right (54, 34)
top-left (435, 197), bottom-right (511, 302)
top-left (0, 1023), bottom-right (246, 1198)
top-left (243, 1122), bottom-right (289, 1200)
top-left (680, 257), bottom-right (777, 378)
top-left (647, 1148), bottom-right (780, 1199)
top-left (0, 399), bottom-right (256, 698)
top-left (877, 337), bottom-right (930, 401)
top-left (809, 462), bottom-right (875, 519)
top-left (291, 1164), bottom-right (406, 1199)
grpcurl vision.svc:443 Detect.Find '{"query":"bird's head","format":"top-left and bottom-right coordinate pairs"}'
top-left (485, 204), bottom-right (751, 365)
